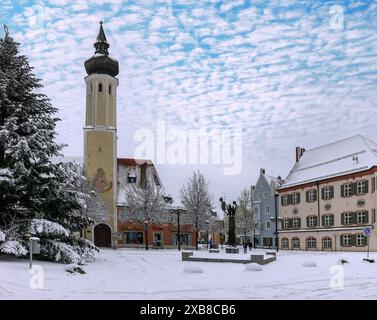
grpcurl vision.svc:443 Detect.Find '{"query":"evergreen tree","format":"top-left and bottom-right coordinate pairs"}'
top-left (0, 26), bottom-right (97, 263)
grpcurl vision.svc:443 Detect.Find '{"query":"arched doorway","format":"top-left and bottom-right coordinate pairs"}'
top-left (94, 224), bottom-right (112, 247)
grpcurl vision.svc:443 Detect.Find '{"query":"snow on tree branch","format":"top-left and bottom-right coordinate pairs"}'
top-left (29, 219), bottom-right (70, 238)
top-left (0, 240), bottom-right (27, 257)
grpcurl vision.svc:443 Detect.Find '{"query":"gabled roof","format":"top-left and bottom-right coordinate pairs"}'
top-left (280, 135), bottom-right (377, 189)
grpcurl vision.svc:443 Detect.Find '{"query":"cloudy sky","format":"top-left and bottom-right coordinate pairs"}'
top-left (2, 0), bottom-right (377, 210)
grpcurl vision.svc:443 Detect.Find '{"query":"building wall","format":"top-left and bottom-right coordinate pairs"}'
top-left (278, 169), bottom-right (377, 251)
top-left (252, 171), bottom-right (278, 248)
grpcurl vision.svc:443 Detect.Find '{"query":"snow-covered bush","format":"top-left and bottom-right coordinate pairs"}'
top-left (0, 240), bottom-right (27, 257)
top-left (41, 240), bottom-right (83, 264)
top-left (29, 219), bottom-right (70, 238)
top-left (0, 230), bottom-right (5, 242)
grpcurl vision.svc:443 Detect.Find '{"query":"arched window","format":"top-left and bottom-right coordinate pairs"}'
top-left (306, 237), bottom-right (317, 250)
top-left (291, 237), bottom-right (300, 249)
top-left (89, 83), bottom-right (93, 95)
top-left (109, 84), bottom-right (112, 95)
top-left (98, 83), bottom-right (103, 93)
top-left (281, 238), bottom-right (289, 249)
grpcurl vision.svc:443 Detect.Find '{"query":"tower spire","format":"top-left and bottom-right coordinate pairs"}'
top-left (94, 21), bottom-right (109, 55)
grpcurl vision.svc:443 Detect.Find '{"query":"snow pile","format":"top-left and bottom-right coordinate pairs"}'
top-left (244, 264), bottom-right (263, 272)
top-left (302, 261), bottom-right (317, 267)
top-left (183, 265), bottom-right (204, 274)
top-left (0, 240), bottom-right (27, 257)
top-left (29, 219), bottom-right (70, 238)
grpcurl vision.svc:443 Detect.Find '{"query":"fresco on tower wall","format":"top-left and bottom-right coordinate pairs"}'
top-left (93, 167), bottom-right (113, 193)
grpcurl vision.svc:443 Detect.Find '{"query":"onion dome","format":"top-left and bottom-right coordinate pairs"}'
top-left (84, 21), bottom-right (119, 77)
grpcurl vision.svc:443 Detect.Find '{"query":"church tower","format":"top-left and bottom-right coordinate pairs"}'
top-left (84, 22), bottom-right (119, 247)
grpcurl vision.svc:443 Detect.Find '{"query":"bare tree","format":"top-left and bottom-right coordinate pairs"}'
top-left (119, 180), bottom-right (169, 250)
top-left (236, 188), bottom-right (252, 244)
top-left (179, 170), bottom-right (214, 250)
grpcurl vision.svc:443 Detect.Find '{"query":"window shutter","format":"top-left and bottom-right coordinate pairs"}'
top-left (330, 186), bottom-right (334, 199)
top-left (288, 194), bottom-right (293, 205)
top-left (365, 180), bottom-right (369, 193)
top-left (321, 188), bottom-right (324, 200)
top-left (313, 189), bottom-right (317, 201)
top-left (373, 209), bottom-right (376, 223)
top-left (341, 184), bottom-right (345, 197)
top-left (298, 218), bottom-right (301, 228)
top-left (351, 234), bottom-right (356, 246)
top-left (330, 215), bottom-right (334, 226)
top-left (281, 196), bottom-right (284, 206)
top-left (372, 177), bottom-right (375, 193)
top-left (352, 212), bottom-right (357, 224)
top-left (321, 215), bottom-right (325, 226)
top-left (297, 193), bottom-right (300, 204)
top-left (341, 213), bottom-right (345, 225)
top-left (306, 191), bottom-right (309, 202)
top-left (365, 211), bottom-right (369, 223)
top-left (351, 182), bottom-right (357, 196)
top-left (363, 236), bottom-right (368, 246)
top-left (340, 235), bottom-right (344, 246)
top-left (306, 216), bottom-right (310, 227)
top-left (314, 216), bottom-right (318, 227)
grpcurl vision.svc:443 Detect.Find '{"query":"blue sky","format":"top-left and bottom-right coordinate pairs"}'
top-left (2, 0), bottom-right (377, 207)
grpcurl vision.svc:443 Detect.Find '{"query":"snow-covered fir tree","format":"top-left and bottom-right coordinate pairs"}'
top-left (0, 26), bottom-right (97, 264)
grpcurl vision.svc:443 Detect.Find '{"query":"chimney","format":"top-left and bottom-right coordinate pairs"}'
top-left (295, 147), bottom-right (305, 163)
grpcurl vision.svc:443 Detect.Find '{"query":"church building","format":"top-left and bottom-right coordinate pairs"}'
top-left (82, 22), bottom-right (195, 249)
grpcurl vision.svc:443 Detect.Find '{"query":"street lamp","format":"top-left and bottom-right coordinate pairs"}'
top-left (174, 208), bottom-right (184, 251)
top-left (253, 221), bottom-right (258, 248)
top-left (206, 220), bottom-right (210, 249)
top-left (270, 216), bottom-right (283, 252)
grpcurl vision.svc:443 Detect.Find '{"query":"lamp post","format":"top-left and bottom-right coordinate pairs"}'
top-left (174, 208), bottom-right (184, 251)
top-left (253, 221), bottom-right (258, 248)
top-left (270, 216), bottom-right (282, 252)
top-left (194, 206), bottom-right (199, 251)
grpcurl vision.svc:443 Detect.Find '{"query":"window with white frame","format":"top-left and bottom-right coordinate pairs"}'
top-left (265, 222), bottom-right (271, 230)
top-left (308, 189), bottom-right (316, 202)
top-left (265, 206), bottom-right (270, 215)
top-left (283, 219), bottom-right (289, 229)
top-left (356, 234), bottom-right (365, 246)
top-left (291, 238), bottom-right (300, 249)
top-left (357, 211), bottom-right (366, 224)
top-left (344, 183), bottom-right (352, 197)
top-left (258, 193), bottom-right (262, 200)
top-left (292, 192), bottom-right (299, 204)
top-left (308, 216), bottom-right (317, 227)
top-left (344, 212), bottom-right (352, 224)
top-left (282, 195), bottom-right (289, 206)
top-left (324, 215), bottom-right (333, 226)
top-left (281, 238), bottom-right (289, 249)
top-left (263, 192), bottom-right (268, 198)
top-left (322, 237), bottom-right (332, 249)
top-left (293, 217), bottom-right (300, 228)
top-left (357, 180), bottom-right (367, 195)
top-left (342, 234), bottom-right (351, 246)
top-left (324, 186), bottom-right (332, 200)
top-left (306, 237), bottom-right (317, 249)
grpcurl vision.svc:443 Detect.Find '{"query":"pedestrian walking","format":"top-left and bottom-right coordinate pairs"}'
top-left (248, 241), bottom-right (252, 251)
top-left (243, 242), bottom-right (248, 254)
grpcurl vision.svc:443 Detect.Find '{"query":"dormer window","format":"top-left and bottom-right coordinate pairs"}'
top-left (128, 172), bottom-right (136, 183)
top-left (98, 83), bottom-right (103, 93)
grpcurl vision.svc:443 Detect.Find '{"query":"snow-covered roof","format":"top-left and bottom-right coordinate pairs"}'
top-left (280, 135), bottom-right (377, 189)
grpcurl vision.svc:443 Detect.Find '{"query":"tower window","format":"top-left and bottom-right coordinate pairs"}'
top-left (89, 83), bottom-right (93, 95)
top-left (109, 85), bottom-right (112, 95)
top-left (98, 83), bottom-right (103, 93)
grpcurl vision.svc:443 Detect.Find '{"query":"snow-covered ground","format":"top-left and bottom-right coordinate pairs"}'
top-left (1, 248), bottom-right (377, 300)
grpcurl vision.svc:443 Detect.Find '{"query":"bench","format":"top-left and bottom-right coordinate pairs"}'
top-left (225, 247), bottom-right (239, 254)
